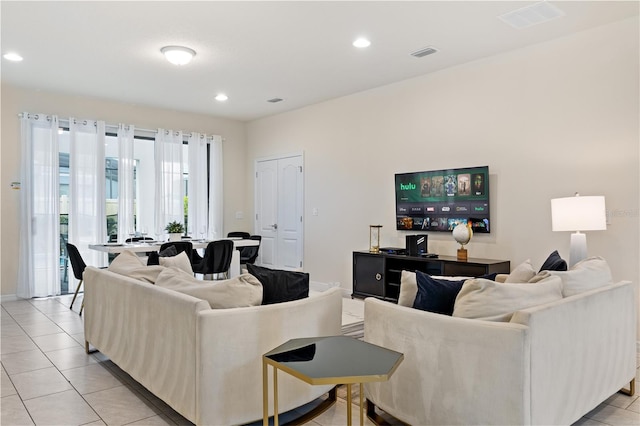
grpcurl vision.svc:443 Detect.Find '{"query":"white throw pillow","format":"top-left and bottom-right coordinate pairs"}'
top-left (504, 259), bottom-right (536, 283)
top-left (159, 251), bottom-right (193, 275)
top-left (547, 256), bottom-right (613, 297)
top-left (107, 250), bottom-right (165, 283)
top-left (398, 271), bottom-right (417, 307)
top-left (155, 267), bottom-right (263, 309)
top-left (452, 275), bottom-right (563, 321)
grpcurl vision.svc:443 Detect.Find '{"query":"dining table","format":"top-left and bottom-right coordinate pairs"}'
top-left (88, 237), bottom-right (260, 278)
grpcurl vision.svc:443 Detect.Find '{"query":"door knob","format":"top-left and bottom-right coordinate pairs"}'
top-left (271, 224), bottom-right (278, 230)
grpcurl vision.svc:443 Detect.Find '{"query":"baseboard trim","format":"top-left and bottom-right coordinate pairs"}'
top-left (0, 294), bottom-right (19, 303)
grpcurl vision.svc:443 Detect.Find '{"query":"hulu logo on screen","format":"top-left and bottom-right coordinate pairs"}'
top-left (399, 182), bottom-right (416, 191)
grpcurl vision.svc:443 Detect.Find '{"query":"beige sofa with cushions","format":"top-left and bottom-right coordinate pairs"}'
top-left (364, 271), bottom-right (636, 425)
top-left (83, 266), bottom-right (343, 425)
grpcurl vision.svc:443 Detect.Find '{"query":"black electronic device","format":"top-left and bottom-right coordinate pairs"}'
top-left (406, 234), bottom-right (428, 256)
top-left (395, 165), bottom-right (490, 233)
top-left (379, 247), bottom-right (407, 255)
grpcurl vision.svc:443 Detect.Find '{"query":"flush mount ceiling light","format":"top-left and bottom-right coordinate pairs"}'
top-left (215, 93), bottom-right (228, 102)
top-left (3, 52), bottom-right (23, 62)
top-left (352, 38), bottom-right (371, 48)
top-left (160, 46), bottom-right (196, 66)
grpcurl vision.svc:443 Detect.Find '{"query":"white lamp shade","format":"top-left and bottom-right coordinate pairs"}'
top-left (551, 195), bottom-right (606, 232)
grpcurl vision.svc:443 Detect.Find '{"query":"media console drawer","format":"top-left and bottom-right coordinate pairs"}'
top-left (352, 251), bottom-right (510, 303)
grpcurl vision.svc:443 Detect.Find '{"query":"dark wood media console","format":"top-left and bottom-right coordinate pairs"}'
top-left (352, 251), bottom-right (510, 303)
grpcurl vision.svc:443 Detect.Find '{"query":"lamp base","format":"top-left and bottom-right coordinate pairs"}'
top-left (569, 232), bottom-right (587, 268)
top-left (457, 248), bottom-right (468, 261)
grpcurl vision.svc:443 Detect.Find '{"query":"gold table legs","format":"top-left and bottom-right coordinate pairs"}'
top-left (263, 360), bottom-right (364, 426)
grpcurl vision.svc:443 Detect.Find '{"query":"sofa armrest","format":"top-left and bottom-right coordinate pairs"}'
top-left (510, 280), bottom-right (637, 425)
top-left (83, 267), bottom-right (210, 422)
top-left (364, 298), bottom-right (531, 426)
top-left (195, 287), bottom-right (343, 425)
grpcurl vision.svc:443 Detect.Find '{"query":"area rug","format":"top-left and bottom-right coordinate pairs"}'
top-left (341, 321), bottom-right (364, 340)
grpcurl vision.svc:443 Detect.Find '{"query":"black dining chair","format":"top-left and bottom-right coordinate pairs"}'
top-left (227, 231), bottom-right (250, 239)
top-left (66, 243), bottom-right (87, 314)
top-left (240, 235), bottom-right (262, 266)
top-left (192, 240), bottom-right (234, 280)
top-left (159, 241), bottom-right (194, 262)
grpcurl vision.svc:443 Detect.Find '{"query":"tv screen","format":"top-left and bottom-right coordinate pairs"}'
top-left (395, 165), bottom-right (490, 233)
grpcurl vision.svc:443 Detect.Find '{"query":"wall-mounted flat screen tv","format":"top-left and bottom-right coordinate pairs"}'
top-left (395, 165), bottom-right (490, 233)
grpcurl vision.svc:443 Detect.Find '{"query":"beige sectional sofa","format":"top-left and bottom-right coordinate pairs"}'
top-left (364, 258), bottom-right (636, 425)
top-left (83, 266), bottom-right (343, 425)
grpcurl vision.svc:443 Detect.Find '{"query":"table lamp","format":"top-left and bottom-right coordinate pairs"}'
top-left (551, 193), bottom-right (606, 267)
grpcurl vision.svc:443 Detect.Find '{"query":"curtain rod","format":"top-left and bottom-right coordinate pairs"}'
top-left (17, 113), bottom-right (223, 142)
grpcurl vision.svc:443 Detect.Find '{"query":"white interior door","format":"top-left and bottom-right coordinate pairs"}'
top-left (255, 155), bottom-right (303, 270)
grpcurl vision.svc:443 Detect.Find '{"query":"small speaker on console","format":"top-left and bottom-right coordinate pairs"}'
top-left (406, 235), bottom-right (428, 256)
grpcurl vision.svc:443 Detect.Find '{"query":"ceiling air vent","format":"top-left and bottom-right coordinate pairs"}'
top-left (411, 46), bottom-right (438, 58)
top-left (267, 98), bottom-right (283, 103)
top-left (498, 1), bottom-right (565, 29)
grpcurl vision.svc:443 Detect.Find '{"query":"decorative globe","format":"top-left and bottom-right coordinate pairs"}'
top-left (452, 223), bottom-right (473, 248)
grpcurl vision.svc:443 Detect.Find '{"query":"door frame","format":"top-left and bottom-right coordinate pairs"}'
top-left (253, 151), bottom-right (305, 269)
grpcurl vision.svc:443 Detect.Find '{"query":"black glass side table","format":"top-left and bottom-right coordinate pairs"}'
top-left (262, 335), bottom-right (403, 426)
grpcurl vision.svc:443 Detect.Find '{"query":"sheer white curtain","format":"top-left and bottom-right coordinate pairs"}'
top-left (117, 124), bottom-right (135, 243)
top-left (188, 132), bottom-right (208, 238)
top-left (155, 129), bottom-right (184, 232)
top-left (68, 118), bottom-right (107, 273)
top-left (17, 113), bottom-right (60, 298)
top-left (208, 135), bottom-right (224, 239)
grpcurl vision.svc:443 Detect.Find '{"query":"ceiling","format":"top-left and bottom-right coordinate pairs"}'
top-left (1, 1), bottom-right (638, 122)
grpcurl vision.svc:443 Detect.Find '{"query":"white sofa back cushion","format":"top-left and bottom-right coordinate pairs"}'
top-left (504, 259), bottom-right (536, 283)
top-left (155, 267), bottom-right (263, 308)
top-left (107, 249), bottom-right (165, 283)
top-left (531, 256), bottom-right (613, 297)
top-left (158, 251), bottom-right (193, 275)
top-left (453, 275), bottom-right (563, 321)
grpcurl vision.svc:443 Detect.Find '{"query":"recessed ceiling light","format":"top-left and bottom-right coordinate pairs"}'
top-left (215, 94), bottom-right (228, 102)
top-left (3, 52), bottom-right (23, 62)
top-left (352, 38), bottom-right (371, 48)
top-left (160, 46), bottom-right (196, 66)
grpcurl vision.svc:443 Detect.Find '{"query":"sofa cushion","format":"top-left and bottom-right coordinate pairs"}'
top-left (412, 272), bottom-right (467, 315)
top-left (108, 250), bottom-right (165, 283)
top-left (505, 259), bottom-right (536, 283)
top-left (398, 271), bottom-right (418, 307)
top-left (453, 275), bottom-right (563, 321)
top-left (246, 264), bottom-right (309, 305)
top-left (147, 245), bottom-right (178, 266)
top-left (158, 251), bottom-right (193, 275)
top-left (155, 267), bottom-right (263, 308)
top-left (400, 271), bottom-right (497, 310)
top-left (531, 256), bottom-right (613, 297)
top-left (539, 250), bottom-right (567, 272)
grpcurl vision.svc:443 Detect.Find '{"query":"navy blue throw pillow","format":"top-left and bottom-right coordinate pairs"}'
top-left (412, 271), bottom-right (498, 315)
top-left (539, 250), bottom-right (567, 272)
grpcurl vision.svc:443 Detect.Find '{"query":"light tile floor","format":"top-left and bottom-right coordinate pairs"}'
top-left (1, 294), bottom-right (639, 426)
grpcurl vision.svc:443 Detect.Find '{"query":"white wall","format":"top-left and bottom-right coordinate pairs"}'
top-left (0, 85), bottom-right (250, 296)
top-left (246, 19), bottom-right (639, 333)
